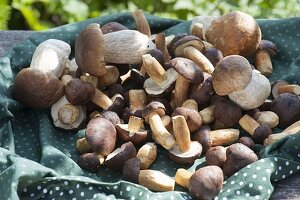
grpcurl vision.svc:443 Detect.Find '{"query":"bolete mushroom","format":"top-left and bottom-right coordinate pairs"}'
top-left (122, 157), bottom-right (141, 183)
top-left (255, 40), bottom-right (278, 76)
top-left (238, 136), bottom-right (255, 150)
top-left (253, 111), bottom-right (279, 128)
top-left (169, 141), bottom-right (202, 164)
top-left (205, 11), bottom-right (261, 56)
top-left (205, 146), bottom-right (227, 167)
top-left (139, 170), bottom-right (175, 192)
top-left (171, 107), bottom-right (202, 132)
top-left (77, 152), bottom-right (103, 173)
top-left (101, 22), bottom-right (129, 34)
top-left (137, 142), bottom-right (157, 169)
top-left (175, 168), bottom-right (194, 189)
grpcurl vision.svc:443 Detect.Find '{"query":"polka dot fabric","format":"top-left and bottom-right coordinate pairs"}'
top-left (0, 12), bottom-right (300, 199)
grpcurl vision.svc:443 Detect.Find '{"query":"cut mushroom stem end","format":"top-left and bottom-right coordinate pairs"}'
top-left (172, 115), bottom-right (191, 152)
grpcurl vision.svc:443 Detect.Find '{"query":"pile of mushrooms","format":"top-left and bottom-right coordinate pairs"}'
top-left (12, 9), bottom-right (300, 200)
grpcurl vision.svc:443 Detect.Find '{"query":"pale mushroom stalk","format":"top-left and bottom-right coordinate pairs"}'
top-left (172, 115), bottom-right (191, 152)
top-left (155, 33), bottom-right (171, 62)
top-left (255, 50), bottom-right (272, 76)
top-left (129, 90), bottom-right (147, 111)
top-left (238, 114), bottom-right (260, 136)
top-left (278, 84), bottom-right (300, 96)
top-left (199, 105), bottom-right (215, 124)
top-left (209, 129), bottom-right (240, 146)
top-left (132, 10), bottom-right (151, 37)
top-left (175, 75), bottom-right (190, 107)
top-left (253, 111), bottom-right (279, 128)
top-left (137, 142), bottom-right (157, 169)
top-left (139, 170), bottom-right (175, 192)
top-left (175, 168), bottom-right (194, 189)
top-left (128, 116), bottom-right (144, 134)
top-left (80, 74), bottom-right (98, 87)
top-left (191, 23), bottom-right (204, 40)
top-left (97, 65), bottom-right (119, 87)
top-left (182, 99), bottom-right (198, 111)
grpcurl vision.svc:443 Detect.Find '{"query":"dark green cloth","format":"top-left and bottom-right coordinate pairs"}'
top-left (0, 12), bottom-right (300, 200)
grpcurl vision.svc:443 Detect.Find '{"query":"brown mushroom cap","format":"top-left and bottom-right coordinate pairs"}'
top-left (77, 152), bottom-right (102, 173)
top-left (223, 143), bottom-right (258, 177)
top-left (271, 93), bottom-right (300, 128)
top-left (203, 47), bottom-right (224, 67)
top-left (252, 124), bottom-right (272, 144)
top-left (173, 35), bottom-right (205, 56)
top-left (206, 11), bottom-right (261, 56)
top-left (75, 23), bottom-right (107, 77)
top-left (107, 94), bottom-right (125, 116)
top-left (116, 124), bottom-right (149, 145)
top-left (100, 110), bottom-right (121, 126)
top-left (189, 73), bottom-right (214, 105)
top-left (122, 158), bottom-right (141, 184)
top-left (65, 78), bottom-right (95, 105)
top-left (238, 136), bottom-right (255, 150)
top-left (168, 57), bottom-right (204, 85)
top-left (12, 68), bottom-right (64, 108)
top-left (214, 99), bottom-right (242, 127)
top-left (101, 22), bottom-right (129, 34)
top-left (192, 125), bottom-right (212, 154)
top-left (85, 117), bottom-right (116, 156)
top-left (106, 84), bottom-right (125, 98)
top-left (169, 141), bottom-right (202, 164)
top-left (105, 141), bottom-right (137, 171)
top-left (189, 165), bottom-right (224, 200)
top-left (212, 55), bottom-right (252, 96)
top-left (271, 80), bottom-right (289, 99)
top-left (257, 40), bottom-right (278, 57)
top-left (142, 101), bottom-right (166, 121)
top-left (205, 146), bottom-right (227, 167)
top-left (148, 49), bottom-right (165, 66)
top-left (167, 34), bottom-right (188, 58)
top-left (171, 107), bottom-right (202, 132)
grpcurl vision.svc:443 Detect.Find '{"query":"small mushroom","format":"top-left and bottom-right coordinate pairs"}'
top-left (189, 166), bottom-right (224, 200)
top-left (97, 65), bottom-right (120, 87)
top-left (239, 136), bottom-right (255, 150)
top-left (139, 170), bottom-right (175, 192)
top-left (76, 137), bottom-right (92, 154)
top-left (142, 101), bottom-right (175, 150)
top-left (239, 114), bottom-right (272, 144)
top-left (172, 107), bottom-right (202, 132)
top-left (192, 125), bottom-right (212, 153)
top-left (206, 11), bottom-right (261, 56)
top-left (77, 152), bottom-right (103, 173)
top-left (223, 143), bottom-right (258, 177)
top-left (175, 168), bottom-right (194, 189)
top-left (190, 15), bottom-right (218, 40)
top-left (203, 47), bottom-right (223, 67)
top-left (99, 110), bottom-right (121, 126)
top-left (169, 141), bottom-right (202, 164)
top-left (271, 93), bottom-right (300, 128)
top-left (105, 141), bottom-right (137, 171)
top-left (122, 158), bottom-right (141, 183)
top-left (137, 142), bottom-right (157, 169)
top-left (30, 39), bottom-right (71, 78)
top-left (12, 68), bottom-right (64, 108)
top-left (85, 117), bottom-right (116, 156)
top-left (199, 105), bottom-right (215, 125)
top-left (205, 146), bottom-right (227, 167)
top-left (271, 80), bottom-right (289, 99)
top-left (253, 111), bottom-right (279, 128)
top-left (255, 40), bottom-right (278, 76)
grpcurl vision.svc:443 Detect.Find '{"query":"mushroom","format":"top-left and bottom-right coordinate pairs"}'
top-left (97, 65), bottom-right (120, 87)
top-left (191, 22), bottom-right (204, 40)
top-left (68, 58), bottom-right (79, 78)
top-left (238, 136), bottom-right (255, 150)
top-left (190, 15), bottom-right (218, 40)
top-left (77, 152), bottom-right (103, 173)
top-left (210, 129), bottom-right (240, 146)
top-left (205, 146), bottom-right (227, 167)
top-left (142, 54), bottom-right (177, 97)
top-left (271, 80), bottom-right (289, 99)
top-left (182, 99), bottom-right (199, 111)
top-left (100, 22), bottom-right (128, 34)
top-left (85, 117), bottom-right (116, 158)
top-left (192, 125), bottom-right (212, 153)
top-left (122, 157), bottom-right (141, 183)
top-left (199, 105), bottom-right (215, 125)
top-left (168, 57), bottom-right (204, 107)
top-left (155, 33), bottom-right (171, 62)
top-left (175, 168), bottom-right (194, 189)
top-left (189, 166), bottom-right (224, 200)
top-left (255, 40), bottom-right (278, 76)
top-left (270, 93), bottom-right (300, 128)
top-left (76, 137), bottom-right (92, 154)
top-left (171, 107), bottom-right (202, 132)
top-left (51, 96), bottom-right (86, 130)
top-left (105, 141), bottom-right (137, 171)
top-left (172, 35), bottom-right (214, 74)
top-left (277, 84), bottom-right (300, 96)
top-left (139, 170), bottom-right (175, 192)
top-left (142, 101), bottom-right (175, 150)
top-left (80, 73), bottom-right (98, 87)
top-left (203, 47), bottom-right (223, 67)
top-left (137, 142), bottom-right (157, 169)
top-left (99, 110), bottom-right (121, 126)
top-left (169, 141), bottom-right (202, 164)
top-left (132, 9), bottom-right (151, 37)
top-left (239, 114), bottom-right (272, 144)
top-left (205, 11), bottom-right (261, 56)
top-left (171, 115), bottom-right (191, 152)
top-left (12, 68), bottom-right (64, 108)
top-left (189, 73), bottom-right (214, 106)
top-left (253, 111), bottom-right (279, 128)
top-left (223, 143), bottom-right (258, 177)
top-left (30, 39), bottom-right (71, 78)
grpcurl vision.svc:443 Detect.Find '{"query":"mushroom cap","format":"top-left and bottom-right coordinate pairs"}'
top-left (214, 99), bottom-right (242, 127)
top-left (223, 143), bottom-right (258, 177)
top-left (13, 68), bottom-right (64, 108)
top-left (106, 84), bottom-right (125, 98)
top-left (168, 57), bottom-right (204, 85)
top-left (130, 69), bottom-right (146, 86)
top-left (238, 136), bottom-right (255, 150)
top-left (169, 141), bottom-right (202, 164)
top-left (101, 22), bottom-right (129, 34)
top-left (85, 117), bottom-right (116, 156)
top-left (148, 49), bottom-right (165, 66)
top-left (192, 125), bottom-right (212, 154)
top-left (206, 11), bottom-right (261, 56)
top-left (100, 110), bottom-right (121, 126)
top-left (257, 40), bottom-right (278, 57)
top-left (173, 35), bottom-right (205, 56)
top-left (228, 70), bottom-right (271, 110)
top-left (271, 80), bottom-right (289, 99)
top-left (65, 78), bottom-right (95, 105)
top-left (171, 107), bottom-right (202, 132)
top-left (77, 152), bottom-right (102, 173)
top-left (105, 141), bottom-right (137, 171)
top-left (252, 124), bottom-right (272, 144)
top-left (168, 34), bottom-right (188, 58)
top-left (122, 107), bottom-right (143, 123)
top-left (107, 94), bottom-right (125, 116)
top-left (189, 165), bottom-right (224, 200)
top-left (98, 65), bottom-right (120, 87)
top-left (212, 55), bottom-right (252, 96)
top-left (122, 158), bottom-right (141, 184)
top-left (142, 101), bottom-right (166, 120)
top-left (189, 73), bottom-right (214, 105)
top-left (143, 68), bottom-right (177, 96)
top-left (271, 93), bottom-right (300, 128)
top-left (116, 124), bottom-right (149, 145)
top-left (75, 23), bottom-right (107, 77)
top-left (203, 47), bottom-right (224, 67)
top-left (205, 146), bottom-right (227, 167)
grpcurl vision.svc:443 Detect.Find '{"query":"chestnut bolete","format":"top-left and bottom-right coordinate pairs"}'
top-left (137, 142), bottom-right (157, 169)
top-left (214, 99), bottom-right (242, 128)
top-left (206, 11), bottom-right (261, 56)
top-left (171, 107), bottom-right (202, 132)
top-left (65, 78), bottom-right (95, 105)
top-left (13, 68), bottom-right (64, 108)
top-left (239, 136), bottom-right (255, 150)
top-left (223, 143), bottom-right (258, 177)
top-left (255, 40), bottom-right (278, 76)
top-left (189, 166), bottom-right (224, 200)
top-left (122, 158), bottom-right (141, 183)
top-left (101, 22), bottom-right (128, 34)
top-left (205, 146), bottom-right (227, 167)
top-left (77, 152), bottom-right (103, 173)
top-left (169, 141), bottom-right (202, 164)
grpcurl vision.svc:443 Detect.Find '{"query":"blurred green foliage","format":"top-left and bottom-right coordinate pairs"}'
top-left (1, 0), bottom-right (300, 30)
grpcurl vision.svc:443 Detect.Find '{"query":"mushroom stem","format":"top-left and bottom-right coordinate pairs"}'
top-left (191, 23), bottom-right (204, 40)
top-left (128, 116), bottom-right (144, 134)
top-left (80, 74), bottom-right (98, 87)
top-left (149, 112), bottom-right (175, 150)
top-left (183, 46), bottom-right (214, 74)
top-left (210, 129), bottom-right (240, 146)
top-left (139, 63), bottom-right (147, 76)
top-left (253, 111), bottom-right (279, 128)
top-left (129, 89), bottom-right (147, 110)
top-left (239, 114), bottom-right (260, 136)
top-left (155, 33), bottom-right (171, 62)
top-left (172, 115), bottom-right (191, 152)
top-left (132, 10), bottom-right (151, 37)
top-left (139, 170), bottom-right (175, 192)
top-left (278, 84), bottom-right (300, 96)
top-left (174, 75), bottom-right (190, 107)
top-left (76, 137), bottom-right (92, 154)
top-left (199, 105), bottom-right (215, 124)
top-left (58, 104), bottom-right (80, 125)
top-left (137, 142), bottom-right (157, 169)
top-left (98, 65), bottom-right (119, 87)
top-left (61, 74), bottom-right (73, 85)
top-left (91, 89), bottom-right (113, 110)
top-left (182, 99), bottom-right (198, 111)
top-left (255, 50), bottom-right (272, 76)
top-left (175, 168), bottom-right (194, 189)
top-left (161, 115), bottom-right (173, 134)
top-left (142, 54), bottom-right (168, 86)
